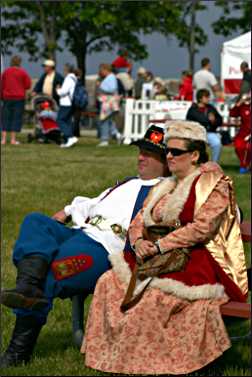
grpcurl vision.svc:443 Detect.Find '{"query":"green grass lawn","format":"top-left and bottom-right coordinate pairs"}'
top-left (1, 133), bottom-right (251, 376)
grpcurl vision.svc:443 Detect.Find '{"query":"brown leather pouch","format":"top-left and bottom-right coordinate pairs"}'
top-left (120, 225), bottom-right (190, 312)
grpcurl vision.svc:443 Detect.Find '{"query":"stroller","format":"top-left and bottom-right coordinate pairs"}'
top-left (27, 94), bottom-right (62, 144)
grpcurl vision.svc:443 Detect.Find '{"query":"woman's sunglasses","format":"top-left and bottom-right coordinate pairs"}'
top-left (166, 148), bottom-right (191, 157)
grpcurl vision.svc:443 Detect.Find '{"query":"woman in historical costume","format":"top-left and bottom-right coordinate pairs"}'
top-left (81, 120), bottom-right (248, 375)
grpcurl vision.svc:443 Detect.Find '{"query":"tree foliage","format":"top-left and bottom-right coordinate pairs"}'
top-left (2, 0), bottom-right (223, 76)
top-left (172, 0), bottom-right (208, 71)
top-left (2, 0), bottom-right (184, 76)
top-left (213, 0), bottom-right (251, 36)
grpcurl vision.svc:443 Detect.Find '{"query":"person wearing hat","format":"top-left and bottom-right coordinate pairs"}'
top-left (112, 49), bottom-right (132, 74)
top-left (0, 125), bottom-right (169, 367)
top-left (82, 120), bottom-right (248, 375)
top-left (32, 59), bottom-right (63, 104)
top-left (153, 77), bottom-right (169, 101)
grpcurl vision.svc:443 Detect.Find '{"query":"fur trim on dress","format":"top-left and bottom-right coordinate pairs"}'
top-left (143, 169), bottom-right (201, 227)
top-left (109, 252), bottom-right (225, 301)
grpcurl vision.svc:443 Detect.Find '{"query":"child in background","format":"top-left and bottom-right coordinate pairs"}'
top-left (39, 101), bottom-right (57, 121)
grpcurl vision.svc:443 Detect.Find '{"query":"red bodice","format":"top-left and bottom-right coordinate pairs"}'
top-left (124, 175), bottom-right (247, 302)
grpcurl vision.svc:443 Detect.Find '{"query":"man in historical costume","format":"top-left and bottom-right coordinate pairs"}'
top-left (0, 125), bottom-right (169, 368)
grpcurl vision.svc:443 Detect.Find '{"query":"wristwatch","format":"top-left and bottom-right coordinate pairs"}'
top-left (132, 237), bottom-right (143, 251)
top-left (154, 240), bottom-right (161, 253)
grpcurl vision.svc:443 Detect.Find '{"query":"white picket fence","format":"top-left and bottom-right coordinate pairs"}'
top-left (123, 98), bottom-right (237, 144)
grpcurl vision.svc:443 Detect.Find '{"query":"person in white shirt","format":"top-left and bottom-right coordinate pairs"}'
top-left (193, 57), bottom-right (219, 100)
top-left (56, 64), bottom-right (78, 148)
top-left (0, 125), bottom-right (170, 368)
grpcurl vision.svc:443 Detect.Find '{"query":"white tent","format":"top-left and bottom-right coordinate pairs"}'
top-left (1, 54), bottom-right (4, 72)
top-left (221, 31), bottom-right (251, 94)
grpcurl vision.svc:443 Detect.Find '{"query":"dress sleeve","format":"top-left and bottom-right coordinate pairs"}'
top-left (158, 177), bottom-right (231, 253)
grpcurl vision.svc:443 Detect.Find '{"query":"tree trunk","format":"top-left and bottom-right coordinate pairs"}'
top-left (37, 1), bottom-right (57, 63)
top-left (188, 0), bottom-right (197, 72)
top-left (75, 47), bottom-right (87, 83)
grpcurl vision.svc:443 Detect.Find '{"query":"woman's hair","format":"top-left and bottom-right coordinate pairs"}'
top-left (99, 63), bottom-right (112, 73)
top-left (64, 63), bottom-right (75, 73)
top-left (185, 139), bottom-right (209, 164)
top-left (10, 55), bottom-right (22, 67)
top-left (196, 88), bottom-right (210, 102)
top-left (74, 68), bottom-right (82, 78)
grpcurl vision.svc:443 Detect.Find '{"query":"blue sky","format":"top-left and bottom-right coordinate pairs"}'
top-left (3, 1), bottom-right (246, 80)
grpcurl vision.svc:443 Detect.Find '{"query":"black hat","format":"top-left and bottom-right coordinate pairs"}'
top-left (130, 124), bottom-right (166, 160)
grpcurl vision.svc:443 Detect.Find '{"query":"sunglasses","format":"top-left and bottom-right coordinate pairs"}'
top-left (166, 148), bottom-right (190, 157)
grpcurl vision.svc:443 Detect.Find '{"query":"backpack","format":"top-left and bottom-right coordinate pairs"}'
top-left (71, 78), bottom-right (88, 110)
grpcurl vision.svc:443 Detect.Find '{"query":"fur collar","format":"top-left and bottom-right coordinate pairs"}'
top-left (143, 169), bottom-right (201, 227)
top-left (109, 252), bottom-right (226, 301)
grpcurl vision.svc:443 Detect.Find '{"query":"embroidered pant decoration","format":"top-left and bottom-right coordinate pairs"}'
top-left (12, 212), bottom-right (111, 323)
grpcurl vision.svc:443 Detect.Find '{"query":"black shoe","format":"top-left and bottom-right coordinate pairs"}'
top-left (0, 316), bottom-right (43, 368)
top-left (1, 289), bottom-right (49, 310)
top-left (1, 255), bottom-right (49, 310)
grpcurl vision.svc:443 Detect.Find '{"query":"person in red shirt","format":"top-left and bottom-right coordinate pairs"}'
top-left (176, 70), bottom-right (193, 101)
top-left (112, 49), bottom-right (132, 73)
top-left (1, 55), bottom-right (31, 145)
top-left (229, 93), bottom-right (251, 173)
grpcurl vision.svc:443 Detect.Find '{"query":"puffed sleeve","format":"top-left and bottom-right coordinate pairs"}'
top-left (158, 177), bottom-right (231, 253)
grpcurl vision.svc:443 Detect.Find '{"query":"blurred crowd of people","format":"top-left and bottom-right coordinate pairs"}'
top-left (1, 51), bottom-right (251, 171)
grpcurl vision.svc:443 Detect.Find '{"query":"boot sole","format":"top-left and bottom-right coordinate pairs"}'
top-left (0, 291), bottom-right (49, 310)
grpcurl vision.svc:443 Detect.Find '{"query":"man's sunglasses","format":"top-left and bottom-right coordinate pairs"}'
top-left (166, 148), bottom-right (190, 157)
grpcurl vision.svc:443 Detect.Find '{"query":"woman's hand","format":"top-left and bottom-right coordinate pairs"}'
top-left (208, 112), bottom-right (216, 123)
top-left (135, 239), bottom-right (158, 261)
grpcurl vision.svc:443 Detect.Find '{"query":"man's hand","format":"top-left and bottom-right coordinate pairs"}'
top-left (31, 91), bottom-right (37, 97)
top-left (208, 112), bottom-right (216, 123)
top-left (135, 239), bottom-right (158, 261)
top-left (52, 210), bottom-right (68, 224)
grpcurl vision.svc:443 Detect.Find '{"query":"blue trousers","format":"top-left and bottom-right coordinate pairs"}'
top-left (12, 213), bottom-right (110, 323)
top-left (98, 117), bottom-right (118, 141)
top-left (207, 132), bottom-right (222, 162)
top-left (56, 106), bottom-right (74, 141)
top-left (1, 100), bottom-right (25, 132)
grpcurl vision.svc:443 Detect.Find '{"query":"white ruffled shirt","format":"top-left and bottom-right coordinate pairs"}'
top-left (56, 73), bottom-right (76, 106)
top-left (64, 177), bottom-right (161, 254)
